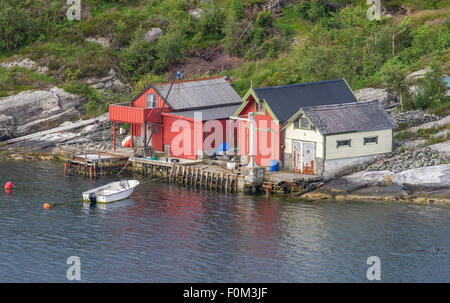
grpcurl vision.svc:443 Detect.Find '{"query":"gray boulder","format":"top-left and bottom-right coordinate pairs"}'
top-left (144, 28), bottom-right (163, 44)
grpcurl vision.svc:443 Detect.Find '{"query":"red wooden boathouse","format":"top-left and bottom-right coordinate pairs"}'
top-left (109, 76), bottom-right (242, 160)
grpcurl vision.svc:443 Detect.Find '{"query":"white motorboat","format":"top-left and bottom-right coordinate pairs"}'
top-left (82, 180), bottom-right (140, 203)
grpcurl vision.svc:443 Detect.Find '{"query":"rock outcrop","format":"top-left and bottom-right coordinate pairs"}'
top-left (82, 69), bottom-right (130, 94)
top-left (367, 147), bottom-right (448, 173)
top-left (408, 115), bottom-right (450, 133)
top-left (1, 113), bottom-right (128, 154)
top-left (429, 142), bottom-right (450, 158)
top-left (85, 36), bottom-right (110, 47)
top-left (262, 0), bottom-right (297, 13)
top-left (0, 87), bottom-right (88, 140)
top-left (389, 109), bottom-right (440, 126)
top-left (0, 57), bottom-right (49, 74)
top-left (189, 9), bottom-right (203, 19)
top-left (302, 164), bottom-right (450, 204)
top-left (390, 165), bottom-right (450, 188)
top-left (354, 88), bottom-right (395, 106)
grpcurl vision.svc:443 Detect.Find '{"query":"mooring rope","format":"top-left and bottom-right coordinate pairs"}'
top-left (138, 176), bottom-right (168, 185)
top-left (117, 159), bottom-right (130, 176)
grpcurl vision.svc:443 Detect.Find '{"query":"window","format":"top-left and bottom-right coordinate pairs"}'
top-left (294, 116), bottom-right (311, 130)
top-left (300, 117), bottom-right (309, 129)
top-left (364, 136), bottom-right (378, 145)
top-left (146, 94), bottom-right (157, 108)
top-left (337, 139), bottom-right (351, 148)
top-left (256, 102), bottom-right (264, 113)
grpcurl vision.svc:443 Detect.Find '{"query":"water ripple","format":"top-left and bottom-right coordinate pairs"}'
top-left (0, 160), bottom-right (449, 282)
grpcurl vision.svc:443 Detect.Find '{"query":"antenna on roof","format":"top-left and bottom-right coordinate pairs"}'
top-left (250, 79), bottom-right (253, 89)
top-left (177, 71), bottom-right (181, 95)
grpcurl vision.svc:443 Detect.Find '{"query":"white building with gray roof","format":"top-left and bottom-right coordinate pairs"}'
top-left (282, 100), bottom-right (397, 176)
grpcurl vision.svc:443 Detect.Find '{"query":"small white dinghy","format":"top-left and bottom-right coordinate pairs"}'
top-left (82, 180), bottom-right (140, 203)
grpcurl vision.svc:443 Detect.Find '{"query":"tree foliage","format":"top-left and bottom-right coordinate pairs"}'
top-left (0, 0), bottom-right (36, 51)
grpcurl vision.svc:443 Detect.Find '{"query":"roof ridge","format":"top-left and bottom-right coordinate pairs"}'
top-left (171, 102), bottom-right (242, 112)
top-left (153, 76), bottom-right (225, 86)
top-left (156, 80), bottom-right (229, 90)
top-left (254, 79), bottom-right (344, 91)
top-left (303, 100), bottom-right (379, 111)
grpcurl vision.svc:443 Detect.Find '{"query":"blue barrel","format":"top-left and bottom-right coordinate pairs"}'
top-left (269, 160), bottom-right (279, 172)
top-left (216, 142), bottom-right (229, 154)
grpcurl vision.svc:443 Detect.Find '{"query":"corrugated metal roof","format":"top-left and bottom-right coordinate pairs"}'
top-left (253, 79), bottom-right (357, 122)
top-left (301, 101), bottom-right (397, 135)
top-left (153, 77), bottom-right (242, 110)
top-left (166, 104), bottom-right (240, 121)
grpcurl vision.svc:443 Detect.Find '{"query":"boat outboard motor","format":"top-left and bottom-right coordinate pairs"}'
top-left (88, 192), bottom-right (97, 205)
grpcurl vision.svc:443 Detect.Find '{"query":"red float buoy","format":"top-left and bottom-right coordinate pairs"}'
top-left (4, 181), bottom-right (13, 190)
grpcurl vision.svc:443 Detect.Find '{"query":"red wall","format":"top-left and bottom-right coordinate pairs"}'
top-left (163, 116), bottom-right (201, 160)
top-left (162, 115), bottom-right (235, 160)
top-left (132, 87), bottom-right (167, 109)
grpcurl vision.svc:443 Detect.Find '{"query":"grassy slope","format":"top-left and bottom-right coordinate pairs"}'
top-left (0, 0), bottom-right (448, 116)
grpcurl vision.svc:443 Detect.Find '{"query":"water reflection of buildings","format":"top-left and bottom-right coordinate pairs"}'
top-left (231, 198), bottom-right (283, 260)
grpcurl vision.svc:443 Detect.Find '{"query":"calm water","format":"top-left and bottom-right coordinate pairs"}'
top-left (0, 160), bottom-right (449, 282)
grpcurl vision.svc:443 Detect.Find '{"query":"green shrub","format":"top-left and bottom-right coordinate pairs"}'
top-left (120, 29), bottom-right (158, 81)
top-left (197, 0), bottom-right (225, 39)
top-left (154, 26), bottom-right (187, 71)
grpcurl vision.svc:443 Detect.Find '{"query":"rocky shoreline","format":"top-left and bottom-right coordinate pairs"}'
top-left (298, 166), bottom-right (450, 204)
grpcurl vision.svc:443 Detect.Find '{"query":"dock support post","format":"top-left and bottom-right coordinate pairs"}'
top-left (113, 122), bottom-right (116, 151)
top-left (131, 124), bottom-right (133, 148)
top-left (265, 186), bottom-right (271, 198)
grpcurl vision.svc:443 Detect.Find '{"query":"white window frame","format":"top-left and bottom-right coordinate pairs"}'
top-left (337, 139), bottom-right (351, 148)
top-left (146, 93), bottom-right (157, 108)
top-left (363, 136), bottom-right (378, 145)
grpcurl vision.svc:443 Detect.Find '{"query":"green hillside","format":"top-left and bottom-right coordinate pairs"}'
top-left (0, 0), bottom-right (449, 116)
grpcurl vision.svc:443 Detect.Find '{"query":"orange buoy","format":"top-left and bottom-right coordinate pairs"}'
top-left (43, 203), bottom-right (51, 209)
top-left (4, 181), bottom-right (13, 190)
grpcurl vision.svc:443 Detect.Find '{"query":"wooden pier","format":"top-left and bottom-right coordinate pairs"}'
top-left (63, 152), bottom-right (252, 192)
top-left (129, 157), bottom-right (239, 192)
top-left (64, 151), bottom-right (129, 177)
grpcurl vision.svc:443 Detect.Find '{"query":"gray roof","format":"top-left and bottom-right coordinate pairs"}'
top-left (153, 77), bottom-right (242, 110)
top-left (301, 101), bottom-right (397, 135)
top-left (253, 79), bottom-right (357, 122)
top-left (170, 104), bottom-right (240, 121)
